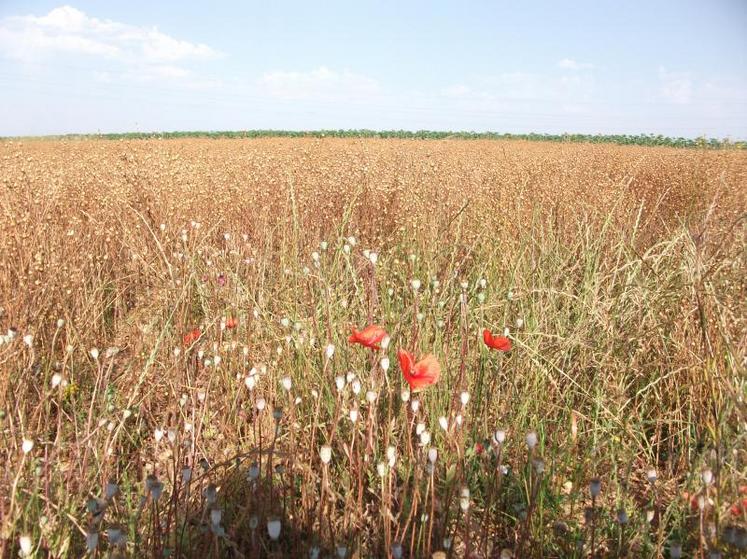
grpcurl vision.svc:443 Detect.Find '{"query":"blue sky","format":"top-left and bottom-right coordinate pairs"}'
top-left (0, 1), bottom-right (745, 137)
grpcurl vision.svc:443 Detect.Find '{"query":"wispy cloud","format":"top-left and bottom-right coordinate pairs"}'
top-left (256, 66), bottom-right (380, 101)
top-left (657, 67), bottom-right (692, 104)
top-left (440, 84), bottom-right (472, 98)
top-left (557, 58), bottom-right (594, 71)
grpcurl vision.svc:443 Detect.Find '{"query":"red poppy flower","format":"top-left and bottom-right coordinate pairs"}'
top-left (483, 329), bottom-right (512, 352)
top-left (348, 324), bottom-right (388, 350)
top-left (682, 491), bottom-right (701, 512)
top-left (474, 442), bottom-right (485, 455)
top-left (225, 317), bottom-right (238, 329)
top-left (183, 328), bottom-right (202, 347)
top-left (730, 500), bottom-right (746, 517)
top-left (398, 349), bottom-right (440, 392)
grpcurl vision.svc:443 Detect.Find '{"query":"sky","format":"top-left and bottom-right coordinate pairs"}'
top-left (0, 1), bottom-right (745, 138)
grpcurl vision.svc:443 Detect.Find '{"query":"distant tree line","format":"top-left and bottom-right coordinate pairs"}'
top-left (3, 129), bottom-right (744, 149)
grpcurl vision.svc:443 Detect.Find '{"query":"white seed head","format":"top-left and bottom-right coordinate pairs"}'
top-left (347, 236), bottom-right (357, 246)
top-left (400, 389), bottom-right (410, 402)
top-left (380, 357), bottom-right (390, 372)
top-left (19, 535), bottom-right (32, 556)
top-left (154, 428), bottom-right (164, 443)
top-left (319, 445), bottom-right (332, 465)
top-left (428, 447), bottom-right (438, 464)
top-left (516, 318), bottom-right (524, 328)
top-left (460, 391), bottom-right (470, 406)
top-left (51, 373), bottom-right (63, 388)
top-left (244, 375), bottom-right (256, 391)
top-left (335, 376), bottom-right (345, 392)
top-left (410, 398), bottom-right (420, 413)
top-left (411, 279), bottom-right (421, 291)
top-left (248, 462), bottom-right (260, 481)
top-left (56, 318), bottom-right (65, 329)
top-left (493, 430), bottom-right (506, 445)
top-left (22, 438), bottom-right (34, 454)
top-left (23, 334), bottom-right (33, 347)
top-left (438, 416), bottom-right (449, 431)
top-left (281, 376), bottom-right (292, 392)
top-left (646, 468), bottom-right (657, 484)
top-left (351, 379), bottom-right (361, 395)
top-left (416, 422), bottom-right (426, 436)
top-left (89, 347), bottom-right (99, 360)
top-left (210, 508), bottom-right (222, 526)
top-left (459, 486), bottom-right (471, 511)
top-left (381, 335), bottom-right (391, 349)
top-left (386, 446), bottom-right (397, 467)
top-left (377, 462), bottom-right (388, 477)
top-left (702, 469), bottom-right (714, 485)
top-left (526, 431), bottom-right (538, 450)
top-left (369, 252), bottom-right (378, 265)
top-left (267, 518), bottom-right (282, 541)
top-left (349, 408), bottom-right (359, 423)
top-left (419, 430), bottom-right (431, 446)
top-left (256, 397), bottom-right (266, 411)
top-left (325, 344), bottom-right (335, 359)
top-left (366, 390), bottom-right (378, 403)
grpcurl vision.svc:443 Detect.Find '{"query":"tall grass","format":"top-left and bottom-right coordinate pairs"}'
top-left (0, 138), bottom-right (745, 557)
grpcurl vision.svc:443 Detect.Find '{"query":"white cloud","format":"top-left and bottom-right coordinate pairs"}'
top-left (658, 67), bottom-right (692, 104)
top-left (440, 84), bottom-right (472, 97)
top-left (257, 66), bottom-right (381, 101)
top-left (0, 5), bottom-right (221, 64)
top-left (557, 58), bottom-right (594, 71)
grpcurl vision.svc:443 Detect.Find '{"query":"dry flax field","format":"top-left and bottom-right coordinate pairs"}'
top-left (0, 137), bottom-right (745, 558)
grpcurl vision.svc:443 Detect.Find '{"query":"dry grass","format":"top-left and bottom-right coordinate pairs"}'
top-left (0, 137), bottom-right (745, 558)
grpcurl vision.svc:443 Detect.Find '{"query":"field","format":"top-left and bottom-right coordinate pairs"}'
top-left (0, 137), bottom-right (745, 558)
